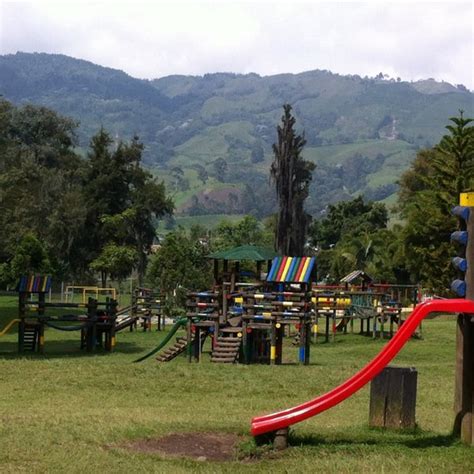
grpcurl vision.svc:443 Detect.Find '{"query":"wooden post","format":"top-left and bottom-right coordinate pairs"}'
top-left (187, 318), bottom-right (193, 363)
top-left (298, 319), bottom-right (305, 364)
top-left (38, 322), bottom-right (45, 354)
top-left (369, 366), bottom-right (417, 429)
top-left (222, 284), bottom-right (228, 323)
top-left (454, 195), bottom-right (474, 445)
top-left (276, 324), bottom-right (283, 365)
top-left (256, 260), bottom-right (262, 281)
top-left (325, 313), bottom-right (330, 343)
top-left (331, 308), bottom-right (336, 343)
top-left (194, 326), bottom-right (201, 362)
top-left (109, 298), bottom-right (117, 351)
top-left (213, 258), bottom-right (219, 285)
top-left (304, 321), bottom-right (311, 365)
top-left (270, 321), bottom-right (276, 365)
top-left (18, 292), bottom-right (26, 353)
top-left (87, 298), bottom-right (98, 352)
top-left (273, 428), bottom-right (288, 450)
top-left (242, 320), bottom-right (248, 364)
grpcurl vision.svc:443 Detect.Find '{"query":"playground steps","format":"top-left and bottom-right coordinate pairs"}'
top-left (156, 336), bottom-right (189, 362)
top-left (211, 336), bottom-right (242, 363)
top-left (23, 326), bottom-right (38, 352)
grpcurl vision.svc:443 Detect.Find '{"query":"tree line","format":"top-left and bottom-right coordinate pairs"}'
top-left (1, 97), bottom-right (472, 298)
top-left (0, 98), bottom-right (173, 288)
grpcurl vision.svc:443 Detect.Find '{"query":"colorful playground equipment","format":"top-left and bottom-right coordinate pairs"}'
top-left (311, 287), bottom-right (414, 343)
top-left (141, 248), bottom-right (420, 365)
top-left (144, 253), bottom-right (317, 365)
top-left (238, 256), bottom-right (315, 365)
top-left (251, 192), bottom-right (474, 447)
top-left (16, 275), bottom-right (118, 353)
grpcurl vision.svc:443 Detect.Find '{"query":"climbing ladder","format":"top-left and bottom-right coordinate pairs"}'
top-left (211, 329), bottom-right (242, 363)
top-left (22, 325), bottom-right (39, 352)
top-left (156, 336), bottom-right (189, 362)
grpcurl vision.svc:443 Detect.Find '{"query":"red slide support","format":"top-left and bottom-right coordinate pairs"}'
top-left (251, 299), bottom-right (474, 437)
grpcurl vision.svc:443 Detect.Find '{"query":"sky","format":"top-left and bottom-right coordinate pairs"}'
top-left (0, 0), bottom-right (473, 88)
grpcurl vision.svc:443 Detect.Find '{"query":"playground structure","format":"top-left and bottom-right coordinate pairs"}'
top-left (0, 277), bottom-right (167, 354)
top-left (147, 256), bottom-right (419, 365)
top-left (115, 287), bottom-right (164, 333)
top-left (311, 284), bottom-right (419, 343)
top-left (250, 192), bottom-right (474, 448)
top-left (65, 285), bottom-right (117, 304)
top-left (147, 253), bottom-right (318, 365)
top-left (14, 275), bottom-right (118, 353)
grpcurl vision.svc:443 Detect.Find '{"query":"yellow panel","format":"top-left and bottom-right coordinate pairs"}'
top-left (299, 258), bottom-right (310, 282)
top-left (270, 346), bottom-right (276, 360)
top-left (262, 312), bottom-right (272, 317)
top-left (460, 192), bottom-right (474, 206)
top-left (235, 297), bottom-right (243, 304)
top-left (281, 257), bottom-right (292, 281)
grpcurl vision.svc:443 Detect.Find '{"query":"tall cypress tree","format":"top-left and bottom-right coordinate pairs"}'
top-left (271, 104), bottom-right (315, 255)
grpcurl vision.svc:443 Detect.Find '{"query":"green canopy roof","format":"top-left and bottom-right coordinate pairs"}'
top-left (208, 245), bottom-right (278, 261)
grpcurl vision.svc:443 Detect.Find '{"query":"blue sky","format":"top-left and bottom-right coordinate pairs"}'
top-left (1, 0), bottom-right (472, 87)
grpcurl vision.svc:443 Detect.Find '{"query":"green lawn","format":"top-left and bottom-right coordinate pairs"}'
top-left (0, 296), bottom-right (473, 472)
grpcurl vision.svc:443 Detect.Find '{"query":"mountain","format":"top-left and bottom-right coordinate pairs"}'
top-left (1, 52), bottom-right (472, 219)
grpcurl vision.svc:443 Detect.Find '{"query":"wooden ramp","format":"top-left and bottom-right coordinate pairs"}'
top-left (156, 336), bottom-right (189, 362)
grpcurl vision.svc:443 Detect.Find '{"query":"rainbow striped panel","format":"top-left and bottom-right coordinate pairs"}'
top-left (267, 257), bottom-right (315, 283)
top-left (17, 275), bottom-right (52, 293)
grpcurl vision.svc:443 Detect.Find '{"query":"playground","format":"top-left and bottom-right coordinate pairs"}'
top-left (0, 195), bottom-right (473, 471)
top-left (0, 293), bottom-right (473, 472)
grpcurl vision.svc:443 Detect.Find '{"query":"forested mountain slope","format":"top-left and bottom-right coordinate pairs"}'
top-left (1, 52), bottom-right (472, 216)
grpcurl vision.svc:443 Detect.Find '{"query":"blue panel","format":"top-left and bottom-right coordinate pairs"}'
top-left (451, 231), bottom-right (468, 245)
top-left (452, 205), bottom-right (470, 221)
top-left (299, 347), bottom-right (305, 362)
top-left (452, 257), bottom-right (468, 272)
top-left (451, 279), bottom-right (466, 297)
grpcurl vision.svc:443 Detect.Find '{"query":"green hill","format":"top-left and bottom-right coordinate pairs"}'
top-left (1, 52), bottom-right (472, 217)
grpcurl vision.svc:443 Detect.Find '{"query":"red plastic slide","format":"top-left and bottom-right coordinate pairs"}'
top-left (251, 299), bottom-right (474, 437)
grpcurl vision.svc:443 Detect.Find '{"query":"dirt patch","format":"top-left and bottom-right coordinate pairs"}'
top-left (122, 432), bottom-right (241, 462)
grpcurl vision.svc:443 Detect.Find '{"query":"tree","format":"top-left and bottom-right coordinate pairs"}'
top-left (85, 131), bottom-right (173, 285)
top-left (398, 111), bottom-right (474, 292)
top-left (213, 215), bottom-right (271, 250)
top-left (271, 104), bottom-right (315, 255)
top-left (0, 99), bottom-right (88, 282)
top-left (309, 196), bottom-right (388, 250)
top-left (90, 244), bottom-right (138, 287)
top-left (9, 233), bottom-right (51, 281)
top-left (250, 141), bottom-right (264, 163)
top-left (146, 229), bottom-right (212, 313)
top-left (212, 157), bottom-right (228, 182)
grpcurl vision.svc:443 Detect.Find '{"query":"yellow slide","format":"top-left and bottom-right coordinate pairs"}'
top-left (0, 319), bottom-right (20, 336)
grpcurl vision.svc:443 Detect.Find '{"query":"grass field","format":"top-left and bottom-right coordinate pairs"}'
top-left (0, 296), bottom-right (473, 473)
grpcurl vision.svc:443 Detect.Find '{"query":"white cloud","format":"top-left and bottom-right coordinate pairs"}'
top-left (0, 1), bottom-right (472, 87)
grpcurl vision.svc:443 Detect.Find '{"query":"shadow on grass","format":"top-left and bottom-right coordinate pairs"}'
top-left (288, 430), bottom-right (458, 450)
top-left (0, 340), bottom-right (145, 359)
